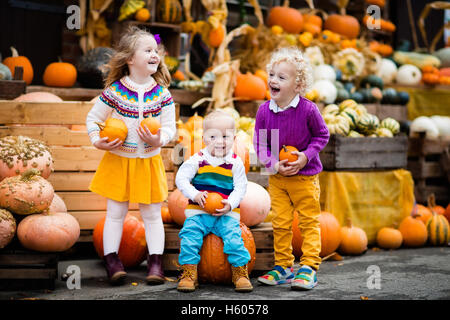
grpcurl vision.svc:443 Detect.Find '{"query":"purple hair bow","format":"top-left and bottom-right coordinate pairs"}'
top-left (154, 34), bottom-right (161, 45)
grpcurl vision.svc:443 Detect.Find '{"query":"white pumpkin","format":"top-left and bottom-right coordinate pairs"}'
top-left (410, 116), bottom-right (439, 139)
top-left (430, 116), bottom-right (450, 137)
top-left (313, 64), bottom-right (336, 82)
top-left (377, 59), bottom-right (397, 84)
top-left (396, 64), bottom-right (422, 85)
top-left (312, 80), bottom-right (337, 104)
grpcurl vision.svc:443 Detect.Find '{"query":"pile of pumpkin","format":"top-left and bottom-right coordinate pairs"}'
top-left (290, 195), bottom-right (450, 259)
top-left (321, 99), bottom-right (402, 138)
top-left (0, 135), bottom-right (80, 252)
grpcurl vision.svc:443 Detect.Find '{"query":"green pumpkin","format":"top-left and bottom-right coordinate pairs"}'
top-left (335, 88), bottom-right (350, 103)
top-left (360, 75), bottom-right (384, 90)
top-left (350, 91), bottom-right (364, 103)
top-left (156, 0), bottom-right (182, 23)
top-left (0, 62), bottom-right (12, 80)
top-left (397, 91), bottom-right (410, 105)
top-left (344, 81), bottom-right (356, 93)
top-left (381, 88), bottom-right (399, 104)
top-left (358, 88), bottom-right (377, 103)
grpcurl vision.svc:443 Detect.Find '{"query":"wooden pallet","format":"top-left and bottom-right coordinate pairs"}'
top-left (0, 100), bottom-right (180, 233)
top-left (320, 134), bottom-right (408, 171)
top-left (0, 240), bottom-right (59, 290)
top-left (0, 66), bottom-right (26, 100)
top-left (407, 133), bottom-right (450, 205)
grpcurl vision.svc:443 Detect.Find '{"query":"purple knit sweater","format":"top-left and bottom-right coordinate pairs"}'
top-left (253, 97), bottom-right (330, 176)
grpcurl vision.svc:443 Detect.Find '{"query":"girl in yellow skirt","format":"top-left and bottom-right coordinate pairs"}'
top-left (86, 26), bottom-right (176, 285)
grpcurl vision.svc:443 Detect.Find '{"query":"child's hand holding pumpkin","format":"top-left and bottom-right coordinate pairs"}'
top-left (93, 137), bottom-right (123, 151)
top-left (212, 200), bottom-right (231, 217)
top-left (137, 126), bottom-right (163, 148)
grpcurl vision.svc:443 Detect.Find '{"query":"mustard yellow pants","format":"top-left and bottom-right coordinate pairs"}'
top-left (268, 174), bottom-right (322, 271)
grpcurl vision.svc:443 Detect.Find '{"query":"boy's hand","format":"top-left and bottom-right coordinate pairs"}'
top-left (275, 159), bottom-right (293, 176)
top-left (194, 191), bottom-right (208, 208)
top-left (137, 126), bottom-right (163, 148)
top-left (93, 137), bottom-right (123, 151)
top-left (285, 152), bottom-right (308, 175)
top-left (212, 200), bottom-right (231, 217)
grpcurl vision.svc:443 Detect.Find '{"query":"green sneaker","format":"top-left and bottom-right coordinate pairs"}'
top-left (291, 265), bottom-right (317, 290)
top-left (257, 266), bottom-right (294, 285)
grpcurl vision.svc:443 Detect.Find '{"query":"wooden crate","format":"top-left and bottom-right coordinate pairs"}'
top-left (0, 66), bottom-right (26, 100)
top-left (320, 134), bottom-right (408, 171)
top-left (0, 240), bottom-right (58, 290)
top-left (407, 133), bottom-right (450, 205)
top-left (0, 100), bottom-right (179, 234)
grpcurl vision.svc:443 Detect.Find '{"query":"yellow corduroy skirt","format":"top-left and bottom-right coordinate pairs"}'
top-left (89, 152), bottom-right (168, 204)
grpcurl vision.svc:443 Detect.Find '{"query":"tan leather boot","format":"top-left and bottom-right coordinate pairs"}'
top-left (231, 265), bottom-right (253, 292)
top-left (177, 264), bottom-right (198, 292)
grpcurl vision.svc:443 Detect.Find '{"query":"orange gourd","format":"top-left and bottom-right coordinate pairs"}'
top-left (0, 169), bottom-right (54, 215)
top-left (266, 6), bottom-right (304, 34)
top-left (279, 145), bottom-right (299, 162)
top-left (167, 189), bottom-right (189, 225)
top-left (439, 68), bottom-right (450, 77)
top-left (96, 118), bottom-right (128, 142)
top-left (426, 194), bottom-right (450, 246)
top-left (198, 222), bottom-right (256, 284)
top-left (365, 0), bottom-right (385, 8)
top-left (324, 14), bottom-right (360, 39)
top-left (43, 61), bottom-right (77, 88)
top-left (338, 219), bottom-right (368, 255)
top-left (173, 69), bottom-right (185, 81)
top-left (239, 182), bottom-right (271, 227)
top-left (140, 117), bottom-right (161, 134)
top-left (376, 227), bottom-right (403, 249)
top-left (234, 72), bottom-right (266, 101)
top-left (423, 73), bottom-right (440, 85)
top-left (209, 24), bottom-right (225, 48)
top-left (135, 8), bottom-right (151, 22)
top-left (161, 205), bottom-right (174, 224)
top-left (185, 113), bottom-right (203, 133)
top-left (3, 46), bottom-right (33, 84)
top-left (17, 211), bottom-right (80, 252)
top-left (422, 65), bottom-right (439, 74)
top-left (398, 214), bottom-right (428, 247)
top-left (292, 211), bottom-right (342, 258)
top-left (203, 192), bottom-right (225, 214)
top-left (93, 214), bottom-right (147, 267)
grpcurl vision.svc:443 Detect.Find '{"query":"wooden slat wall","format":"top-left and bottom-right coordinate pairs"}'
top-left (0, 101), bottom-right (179, 231)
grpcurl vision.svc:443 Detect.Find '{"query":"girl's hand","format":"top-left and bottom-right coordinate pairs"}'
top-left (137, 126), bottom-right (163, 148)
top-left (93, 137), bottom-right (123, 151)
top-left (213, 200), bottom-right (231, 217)
top-left (194, 191), bottom-right (208, 208)
top-left (285, 151), bottom-right (308, 175)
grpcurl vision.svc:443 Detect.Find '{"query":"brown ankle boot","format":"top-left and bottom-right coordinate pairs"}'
top-left (231, 265), bottom-right (253, 292)
top-left (103, 252), bottom-right (126, 284)
top-left (146, 254), bottom-right (165, 285)
top-left (177, 264), bottom-right (198, 292)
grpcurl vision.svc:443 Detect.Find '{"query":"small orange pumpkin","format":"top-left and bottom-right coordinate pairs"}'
top-left (398, 214), bottom-right (428, 247)
top-left (43, 61), bottom-right (77, 88)
top-left (203, 192), bottom-right (225, 214)
top-left (444, 204), bottom-right (450, 224)
top-left (413, 203), bottom-right (433, 225)
top-left (338, 219), bottom-right (368, 255)
top-left (209, 24), bottom-right (225, 48)
top-left (140, 117), bottom-right (161, 134)
top-left (376, 227), bottom-right (402, 249)
top-left (2, 46), bottom-right (33, 84)
top-left (279, 145), bottom-right (299, 162)
top-left (167, 189), bottom-right (189, 226)
top-left (234, 72), bottom-right (266, 100)
top-left (266, 6), bottom-right (304, 34)
top-left (254, 69), bottom-right (269, 89)
top-left (96, 118), bottom-right (128, 142)
top-left (324, 14), bottom-right (360, 39)
top-left (173, 69), bottom-right (185, 81)
top-left (135, 8), bottom-right (151, 22)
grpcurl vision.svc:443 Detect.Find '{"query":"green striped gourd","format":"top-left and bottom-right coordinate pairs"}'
top-left (380, 117), bottom-right (400, 135)
top-left (338, 99), bottom-right (358, 112)
top-left (354, 104), bottom-right (368, 118)
top-left (357, 113), bottom-right (379, 135)
top-left (156, 0), bottom-right (182, 23)
top-left (375, 127), bottom-right (393, 137)
top-left (348, 130), bottom-right (363, 138)
top-left (426, 194), bottom-right (450, 246)
top-left (323, 114), bottom-right (350, 136)
top-left (340, 108), bottom-right (359, 130)
top-left (322, 104), bottom-right (340, 115)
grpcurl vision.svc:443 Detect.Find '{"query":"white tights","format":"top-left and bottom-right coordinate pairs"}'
top-left (103, 199), bottom-right (165, 256)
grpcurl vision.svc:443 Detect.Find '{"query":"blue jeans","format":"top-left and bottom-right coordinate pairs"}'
top-left (178, 214), bottom-right (251, 267)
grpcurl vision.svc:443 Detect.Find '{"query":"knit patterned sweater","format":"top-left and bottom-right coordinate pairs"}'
top-left (253, 96), bottom-right (330, 175)
top-left (86, 76), bottom-right (176, 158)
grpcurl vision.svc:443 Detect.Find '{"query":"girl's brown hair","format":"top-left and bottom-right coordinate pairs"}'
top-left (104, 25), bottom-right (171, 88)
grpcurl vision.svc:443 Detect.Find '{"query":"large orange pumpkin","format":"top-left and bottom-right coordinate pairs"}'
top-left (198, 222), bottom-right (256, 284)
top-left (398, 215), bottom-right (428, 247)
top-left (92, 214), bottom-right (147, 267)
top-left (303, 14), bottom-right (322, 36)
top-left (96, 118), bottom-right (128, 142)
top-left (266, 6), bottom-right (304, 34)
top-left (13, 91), bottom-right (63, 102)
top-left (43, 61), bottom-right (77, 88)
top-left (338, 219), bottom-right (368, 255)
top-left (3, 46), bottom-right (33, 84)
top-left (0, 169), bottom-right (54, 215)
top-left (292, 211), bottom-right (342, 258)
top-left (234, 72), bottom-right (267, 101)
top-left (324, 14), bottom-right (360, 39)
top-left (0, 135), bottom-right (54, 181)
top-left (161, 205), bottom-right (174, 224)
top-left (239, 182), bottom-right (270, 227)
top-left (167, 189), bottom-right (189, 225)
top-left (17, 211), bottom-right (80, 252)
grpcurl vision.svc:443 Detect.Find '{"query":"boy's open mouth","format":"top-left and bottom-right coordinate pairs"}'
top-left (270, 85), bottom-right (280, 94)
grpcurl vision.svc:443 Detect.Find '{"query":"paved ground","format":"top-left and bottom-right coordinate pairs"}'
top-left (1, 246), bottom-right (449, 301)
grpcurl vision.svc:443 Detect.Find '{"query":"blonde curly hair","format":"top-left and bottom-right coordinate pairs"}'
top-left (266, 47), bottom-right (313, 96)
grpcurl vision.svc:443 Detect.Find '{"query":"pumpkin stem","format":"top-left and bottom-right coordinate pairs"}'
top-left (282, 145), bottom-right (288, 153)
top-left (283, 0), bottom-right (290, 7)
top-left (346, 218), bottom-right (352, 228)
top-left (337, 0), bottom-right (349, 15)
top-left (427, 193), bottom-right (437, 215)
top-left (20, 168), bottom-right (42, 182)
top-left (95, 121), bottom-right (105, 131)
top-left (10, 46), bottom-right (19, 57)
top-left (305, 0), bottom-right (315, 9)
